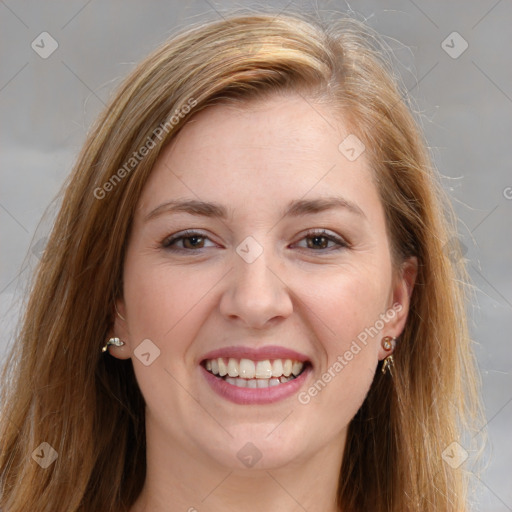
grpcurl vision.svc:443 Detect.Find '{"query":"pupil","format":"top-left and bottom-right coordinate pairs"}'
top-left (185, 236), bottom-right (203, 248)
top-left (308, 236), bottom-right (327, 249)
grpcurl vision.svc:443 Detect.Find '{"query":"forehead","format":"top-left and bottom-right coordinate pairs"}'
top-left (137, 94), bottom-right (379, 220)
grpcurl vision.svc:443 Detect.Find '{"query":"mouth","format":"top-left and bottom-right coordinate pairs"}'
top-left (199, 345), bottom-right (312, 404)
top-left (201, 357), bottom-right (311, 388)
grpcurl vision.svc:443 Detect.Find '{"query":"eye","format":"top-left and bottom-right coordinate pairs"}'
top-left (161, 230), bottom-right (217, 251)
top-left (293, 229), bottom-right (350, 252)
top-left (160, 229), bottom-right (349, 253)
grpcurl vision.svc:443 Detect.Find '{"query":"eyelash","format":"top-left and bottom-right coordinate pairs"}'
top-left (160, 229), bottom-right (350, 253)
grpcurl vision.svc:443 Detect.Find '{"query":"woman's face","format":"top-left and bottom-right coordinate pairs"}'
top-left (113, 93), bottom-right (415, 471)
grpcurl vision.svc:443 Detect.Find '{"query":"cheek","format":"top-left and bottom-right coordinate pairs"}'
top-left (301, 264), bottom-right (390, 347)
top-left (293, 267), bottom-right (388, 409)
top-left (121, 260), bottom-right (225, 422)
top-left (122, 258), bottom-right (227, 356)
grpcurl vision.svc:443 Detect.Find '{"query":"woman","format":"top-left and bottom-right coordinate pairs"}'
top-left (0, 11), bottom-right (482, 512)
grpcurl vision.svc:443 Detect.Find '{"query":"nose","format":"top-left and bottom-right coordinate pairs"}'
top-left (219, 246), bottom-right (293, 329)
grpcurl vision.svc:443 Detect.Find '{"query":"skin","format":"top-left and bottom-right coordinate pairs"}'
top-left (110, 92), bottom-right (417, 512)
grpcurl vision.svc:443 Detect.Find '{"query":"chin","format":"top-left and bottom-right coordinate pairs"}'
top-left (197, 426), bottom-right (310, 471)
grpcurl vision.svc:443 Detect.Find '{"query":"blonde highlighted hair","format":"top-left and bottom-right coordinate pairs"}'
top-left (0, 11), bottom-right (481, 511)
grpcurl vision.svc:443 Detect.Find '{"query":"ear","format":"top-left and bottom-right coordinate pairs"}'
top-left (378, 256), bottom-right (418, 360)
top-left (105, 297), bottom-right (132, 360)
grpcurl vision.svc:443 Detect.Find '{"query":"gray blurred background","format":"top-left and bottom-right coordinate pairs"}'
top-left (1, 1), bottom-right (510, 509)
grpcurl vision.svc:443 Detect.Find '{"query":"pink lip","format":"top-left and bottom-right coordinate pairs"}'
top-left (200, 364), bottom-right (312, 405)
top-left (200, 345), bottom-right (310, 363)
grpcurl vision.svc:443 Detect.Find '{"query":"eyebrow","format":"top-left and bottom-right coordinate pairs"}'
top-left (144, 196), bottom-right (366, 222)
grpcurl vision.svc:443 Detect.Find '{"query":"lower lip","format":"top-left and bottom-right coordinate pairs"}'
top-left (200, 364), bottom-right (312, 405)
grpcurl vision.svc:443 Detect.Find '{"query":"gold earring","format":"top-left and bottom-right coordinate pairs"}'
top-left (381, 336), bottom-right (396, 375)
top-left (101, 337), bottom-right (125, 353)
top-left (381, 354), bottom-right (394, 375)
top-left (382, 336), bottom-right (393, 351)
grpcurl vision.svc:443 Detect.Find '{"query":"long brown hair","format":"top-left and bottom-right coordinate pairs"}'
top-left (0, 11), bottom-right (482, 511)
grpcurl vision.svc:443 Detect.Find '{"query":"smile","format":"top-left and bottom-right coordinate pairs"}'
top-left (203, 357), bottom-right (307, 388)
top-left (199, 346), bottom-right (312, 404)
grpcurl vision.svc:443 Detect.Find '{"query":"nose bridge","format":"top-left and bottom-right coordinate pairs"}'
top-left (235, 242), bottom-right (274, 294)
top-left (219, 236), bottom-right (293, 327)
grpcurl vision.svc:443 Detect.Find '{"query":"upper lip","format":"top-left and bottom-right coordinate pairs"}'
top-left (200, 345), bottom-right (310, 363)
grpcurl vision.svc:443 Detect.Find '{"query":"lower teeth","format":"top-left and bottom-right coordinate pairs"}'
top-left (220, 374), bottom-right (296, 388)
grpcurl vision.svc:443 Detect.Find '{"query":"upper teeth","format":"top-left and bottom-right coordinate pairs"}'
top-left (205, 358), bottom-right (304, 379)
